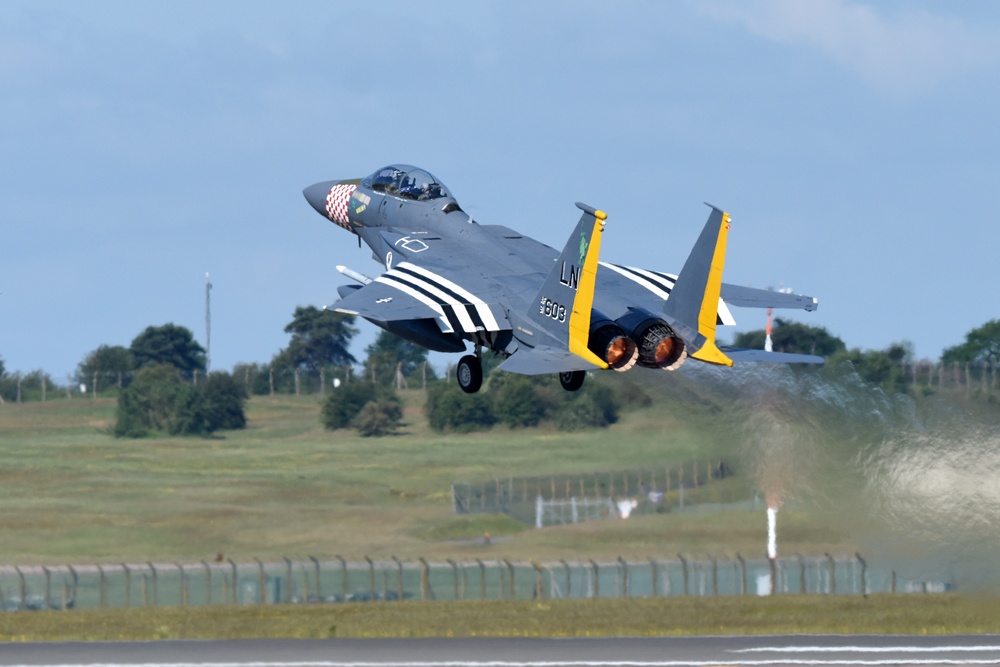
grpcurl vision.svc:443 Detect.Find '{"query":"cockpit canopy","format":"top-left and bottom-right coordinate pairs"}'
top-left (363, 164), bottom-right (452, 202)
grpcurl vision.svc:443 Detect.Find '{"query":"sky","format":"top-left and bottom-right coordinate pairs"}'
top-left (3, 0), bottom-right (999, 379)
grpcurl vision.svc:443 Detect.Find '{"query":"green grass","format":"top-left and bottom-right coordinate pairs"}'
top-left (0, 595), bottom-right (999, 641)
top-left (0, 392), bottom-right (854, 564)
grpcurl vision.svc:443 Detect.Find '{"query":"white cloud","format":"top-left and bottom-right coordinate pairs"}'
top-left (703, 0), bottom-right (1000, 97)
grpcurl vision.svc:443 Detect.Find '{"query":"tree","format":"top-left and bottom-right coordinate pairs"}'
top-left (942, 319), bottom-right (1000, 367)
top-left (201, 371), bottom-right (248, 431)
top-left (732, 318), bottom-right (846, 357)
top-left (285, 306), bottom-right (358, 372)
top-left (77, 344), bottom-right (135, 391)
top-left (130, 324), bottom-right (206, 378)
top-left (363, 331), bottom-right (435, 388)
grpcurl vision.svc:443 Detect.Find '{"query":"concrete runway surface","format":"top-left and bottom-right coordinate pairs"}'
top-left (2, 636), bottom-right (1000, 667)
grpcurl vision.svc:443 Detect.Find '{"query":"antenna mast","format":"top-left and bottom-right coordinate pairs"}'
top-left (205, 272), bottom-right (212, 372)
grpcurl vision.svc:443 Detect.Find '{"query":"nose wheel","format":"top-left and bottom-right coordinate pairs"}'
top-left (457, 354), bottom-right (483, 394)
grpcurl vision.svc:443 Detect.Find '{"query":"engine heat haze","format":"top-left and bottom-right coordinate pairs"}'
top-left (302, 163), bottom-right (821, 394)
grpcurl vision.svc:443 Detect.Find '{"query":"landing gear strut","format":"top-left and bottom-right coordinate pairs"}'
top-left (559, 370), bottom-right (585, 392)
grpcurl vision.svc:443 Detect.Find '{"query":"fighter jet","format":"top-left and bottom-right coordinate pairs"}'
top-left (303, 164), bottom-right (820, 394)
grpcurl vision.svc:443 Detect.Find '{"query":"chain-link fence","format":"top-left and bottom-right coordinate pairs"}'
top-left (0, 554), bottom-right (949, 611)
top-left (453, 460), bottom-right (738, 526)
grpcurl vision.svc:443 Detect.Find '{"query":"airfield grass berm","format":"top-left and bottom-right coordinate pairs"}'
top-left (0, 392), bottom-right (856, 563)
top-left (2, 388), bottom-right (993, 641)
top-left (1, 596), bottom-right (1000, 641)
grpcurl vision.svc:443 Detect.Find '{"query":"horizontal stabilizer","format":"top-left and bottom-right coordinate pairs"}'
top-left (498, 345), bottom-right (603, 375)
top-left (720, 284), bottom-right (819, 311)
top-left (720, 348), bottom-right (825, 365)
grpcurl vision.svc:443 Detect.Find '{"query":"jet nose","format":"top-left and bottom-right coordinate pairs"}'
top-left (303, 180), bottom-right (338, 217)
top-left (303, 180), bottom-right (359, 230)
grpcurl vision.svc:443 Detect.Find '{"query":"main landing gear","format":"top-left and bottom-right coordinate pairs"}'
top-left (559, 370), bottom-right (585, 391)
top-left (457, 354), bottom-right (483, 394)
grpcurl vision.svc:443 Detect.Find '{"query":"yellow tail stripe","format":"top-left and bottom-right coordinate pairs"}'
top-left (568, 211), bottom-right (610, 369)
top-left (691, 211), bottom-right (733, 367)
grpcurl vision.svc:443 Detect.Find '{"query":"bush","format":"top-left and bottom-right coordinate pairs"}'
top-left (321, 382), bottom-right (378, 429)
top-left (426, 381), bottom-right (496, 432)
top-left (554, 383), bottom-right (620, 431)
top-left (492, 374), bottom-right (546, 428)
top-left (352, 397), bottom-right (404, 436)
top-left (113, 365), bottom-right (247, 438)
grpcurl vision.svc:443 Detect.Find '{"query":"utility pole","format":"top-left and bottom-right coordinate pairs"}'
top-left (205, 273), bottom-right (212, 372)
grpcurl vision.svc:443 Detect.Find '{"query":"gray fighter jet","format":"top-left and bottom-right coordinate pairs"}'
top-left (303, 164), bottom-right (820, 393)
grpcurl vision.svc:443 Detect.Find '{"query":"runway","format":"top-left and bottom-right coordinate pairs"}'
top-left (2, 636), bottom-right (1000, 667)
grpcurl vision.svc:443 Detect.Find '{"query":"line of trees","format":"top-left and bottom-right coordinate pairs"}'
top-left (3, 313), bottom-right (998, 435)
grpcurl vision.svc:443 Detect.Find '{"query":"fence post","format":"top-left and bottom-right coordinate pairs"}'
top-left (176, 563), bottom-right (187, 607)
top-left (476, 559), bottom-right (486, 599)
top-left (336, 555), bottom-right (347, 600)
top-left (228, 559), bottom-right (238, 605)
top-left (255, 558), bottom-right (266, 605)
top-left (649, 558), bottom-right (659, 597)
top-left (797, 554), bottom-right (806, 594)
top-left (446, 559), bottom-right (459, 600)
top-left (618, 557), bottom-right (629, 598)
top-left (419, 558), bottom-right (433, 600)
top-left (560, 560), bottom-right (572, 598)
top-left (826, 553), bottom-right (836, 594)
top-left (392, 556), bottom-right (404, 601)
top-left (856, 553), bottom-right (867, 598)
top-left (43, 566), bottom-right (52, 610)
top-left (533, 562), bottom-right (545, 600)
top-left (283, 557), bottom-right (293, 604)
top-left (710, 556), bottom-right (718, 597)
top-left (503, 559), bottom-right (515, 599)
top-left (98, 565), bottom-right (110, 608)
top-left (590, 560), bottom-right (600, 599)
top-left (15, 566), bottom-right (27, 611)
top-left (120, 564), bottom-right (131, 608)
top-left (364, 556), bottom-right (375, 600)
top-left (201, 561), bottom-right (212, 606)
top-left (66, 565), bottom-right (78, 607)
top-left (736, 554), bottom-right (746, 595)
top-left (678, 555), bottom-right (688, 596)
top-left (891, 570), bottom-right (897, 595)
top-left (145, 563), bottom-right (156, 606)
top-left (309, 556), bottom-right (322, 602)
top-left (769, 557), bottom-right (777, 596)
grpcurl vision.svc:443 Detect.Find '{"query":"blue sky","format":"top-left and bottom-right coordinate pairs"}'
top-left (3, 0), bottom-right (999, 378)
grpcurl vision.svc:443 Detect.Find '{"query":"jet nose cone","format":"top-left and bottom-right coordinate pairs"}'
top-left (303, 181), bottom-right (337, 216)
top-left (303, 180), bottom-right (359, 230)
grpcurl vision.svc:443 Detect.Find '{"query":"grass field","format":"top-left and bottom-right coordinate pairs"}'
top-left (1, 385), bottom-right (999, 640)
top-left (0, 391), bottom-right (854, 565)
top-left (1, 595), bottom-right (1000, 641)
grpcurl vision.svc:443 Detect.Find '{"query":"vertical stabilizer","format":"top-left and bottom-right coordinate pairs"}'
top-left (661, 205), bottom-right (734, 366)
top-left (528, 203), bottom-right (610, 370)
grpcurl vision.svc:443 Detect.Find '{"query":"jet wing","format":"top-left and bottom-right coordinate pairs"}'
top-left (332, 279), bottom-right (443, 322)
top-left (332, 261), bottom-right (511, 335)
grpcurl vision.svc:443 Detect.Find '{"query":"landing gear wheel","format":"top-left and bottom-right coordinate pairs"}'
top-left (559, 370), bottom-right (585, 392)
top-left (457, 354), bottom-right (483, 394)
